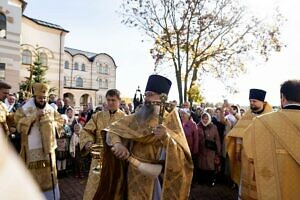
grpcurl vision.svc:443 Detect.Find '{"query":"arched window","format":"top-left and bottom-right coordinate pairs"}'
top-left (64, 76), bottom-right (66, 86)
top-left (96, 62), bottom-right (100, 73)
top-left (0, 63), bottom-right (5, 80)
top-left (40, 52), bottom-right (48, 66)
top-left (104, 64), bottom-right (108, 74)
top-left (76, 77), bottom-right (83, 87)
top-left (74, 62), bottom-right (79, 70)
top-left (81, 63), bottom-right (85, 71)
top-left (64, 61), bottom-right (69, 69)
top-left (98, 95), bottom-right (103, 104)
top-left (0, 13), bottom-right (6, 38)
top-left (22, 50), bottom-right (32, 65)
top-left (104, 79), bottom-right (108, 88)
top-left (100, 65), bottom-right (104, 73)
top-left (97, 77), bottom-right (103, 89)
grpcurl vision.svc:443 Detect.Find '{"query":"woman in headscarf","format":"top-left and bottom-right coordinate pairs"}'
top-left (179, 108), bottom-right (199, 155)
top-left (196, 112), bottom-right (221, 187)
top-left (179, 108), bottom-right (199, 184)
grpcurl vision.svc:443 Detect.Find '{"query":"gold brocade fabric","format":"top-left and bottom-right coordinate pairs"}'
top-left (28, 151), bottom-right (58, 191)
top-left (80, 110), bottom-right (125, 200)
top-left (243, 110), bottom-right (300, 200)
top-left (0, 102), bottom-right (9, 137)
top-left (97, 109), bottom-right (193, 200)
top-left (14, 99), bottom-right (64, 191)
top-left (226, 103), bottom-right (273, 186)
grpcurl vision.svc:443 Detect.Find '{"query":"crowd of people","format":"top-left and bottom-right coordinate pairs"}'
top-left (0, 76), bottom-right (299, 200)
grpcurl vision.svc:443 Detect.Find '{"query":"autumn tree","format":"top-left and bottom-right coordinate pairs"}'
top-left (120, 0), bottom-right (284, 105)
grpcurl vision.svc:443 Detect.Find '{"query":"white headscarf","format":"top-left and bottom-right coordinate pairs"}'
top-left (4, 98), bottom-right (14, 112)
top-left (50, 103), bottom-right (58, 110)
top-left (201, 112), bottom-right (212, 127)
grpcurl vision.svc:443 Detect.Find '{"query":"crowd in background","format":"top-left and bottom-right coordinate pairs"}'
top-left (2, 76), bottom-right (299, 200)
top-left (4, 90), bottom-right (246, 188)
top-left (171, 100), bottom-right (243, 188)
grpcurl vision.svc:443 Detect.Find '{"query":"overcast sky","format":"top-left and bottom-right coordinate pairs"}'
top-left (24, 0), bottom-right (300, 106)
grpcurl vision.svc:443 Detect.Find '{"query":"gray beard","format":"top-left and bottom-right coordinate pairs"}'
top-left (135, 102), bottom-right (157, 124)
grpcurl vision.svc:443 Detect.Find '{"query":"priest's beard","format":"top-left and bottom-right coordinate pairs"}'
top-left (135, 101), bottom-right (159, 124)
top-left (250, 105), bottom-right (262, 113)
top-left (35, 99), bottom-right (46, 109)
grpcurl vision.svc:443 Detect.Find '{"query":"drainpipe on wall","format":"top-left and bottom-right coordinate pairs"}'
top-left (70, 56), bottom-right (73, 87)
top-left (90, 62), bottom-right (93, 89)
top-left (58, 31), bottom-right (63, 97)
top-left (94, 90), bottom-right (96, 107)
top-left (91, 61), bottom-right (95, 106)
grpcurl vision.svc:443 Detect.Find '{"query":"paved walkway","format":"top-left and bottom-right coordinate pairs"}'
top-left (59, 176), bottom-right (237, 200)
top-left (59, 176), bottom-right (87, 200)
top-left (189, 183), bottom-right (238, 200)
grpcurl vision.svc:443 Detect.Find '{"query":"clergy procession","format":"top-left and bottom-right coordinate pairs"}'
top-left (0, 76), bottom-right (299, 200)
top-left (1, 1), bottom-right (300, 199)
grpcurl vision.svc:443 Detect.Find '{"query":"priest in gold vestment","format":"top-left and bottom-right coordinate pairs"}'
top-left (243, 80), bottom-right (300, 200)
top-left (226, 89), bottom-right (272, 199)
top-left (94, 75), bottom-right (193, 200)
top-left (80, 89), bottom-right (125, 200)
top-left (14, 83), bottom-right (64, 200)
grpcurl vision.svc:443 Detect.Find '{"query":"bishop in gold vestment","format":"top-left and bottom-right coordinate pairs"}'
top-left (80, 89), bottom-right (125, 200)
top-left (14, 83), bottom-right (64, 200)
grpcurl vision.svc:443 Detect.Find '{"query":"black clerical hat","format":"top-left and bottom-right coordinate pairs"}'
top-left (249, 89), bottom-right (266, 101)
top-left (145, 74), bottom-right (172, 95)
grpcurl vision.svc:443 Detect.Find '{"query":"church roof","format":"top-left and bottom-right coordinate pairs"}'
top-left (23, 15), bottom-right (69, 32)
top-left (64, 47), bottom-right (97, 59)
top-left (65, 47), bottom-right (117, 67)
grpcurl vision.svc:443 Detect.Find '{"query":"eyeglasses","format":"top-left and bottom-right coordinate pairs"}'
top-left (144, 92), bottom-right (157, 98)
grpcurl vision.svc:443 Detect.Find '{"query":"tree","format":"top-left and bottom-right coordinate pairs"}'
top-left (19, 51), bottom-right (51, 100)
top-left (120, 0), bottom-right (284, 105)
top-left (187, 81), bottom-right (204, 104)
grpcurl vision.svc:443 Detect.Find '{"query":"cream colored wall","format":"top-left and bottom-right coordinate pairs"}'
top-left (71, 54), bottom-right (91, 88)
top-left (21, 18), bottom-right (63, 50)
top-left (62, 53), bottom-right (117, 107)
top-left (63, 53), bottom-right (72, 88)
top-left (20, 17), bottom-right (67, 97)
top-left (92, 54), bottom-right (116, 106)
top-left (1, 1), bottom-right (117, 108)
top-left (62, 88), bottom-right (96, 108)
top-left (0, 0), bottom-right (22, 92)
top-left (92, 54), bottom-right (116, 89)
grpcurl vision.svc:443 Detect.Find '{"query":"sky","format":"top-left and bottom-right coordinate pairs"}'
top-left (24, 0), bottom-right (300, 106)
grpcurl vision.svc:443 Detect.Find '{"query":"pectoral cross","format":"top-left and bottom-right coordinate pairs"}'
top-left (152, 93), bottom-right (173, 125)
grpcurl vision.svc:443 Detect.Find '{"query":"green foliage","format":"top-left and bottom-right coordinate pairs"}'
top-left (32, 54), bottom-right (48, 83)
top-left (120, 0), bottom-right (285, 104)
top-left (187, 81), bottom-right (204, 104)
top-left (19, 51), bottom-right (49, 100)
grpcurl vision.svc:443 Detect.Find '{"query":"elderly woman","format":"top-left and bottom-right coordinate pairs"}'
top-left (179, 108), bottom-right (199, 185)
top-left (179, 108), bottom-right (199, 156)
top-left (196, 112), bottom-right (221, 187)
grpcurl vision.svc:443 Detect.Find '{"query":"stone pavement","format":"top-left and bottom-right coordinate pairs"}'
top-left (59, 176), bottom-right (238, 200)
top-left (59, 176), bottom-right (87, 200)
top-left (189, 183), bottom-right (238, 200)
